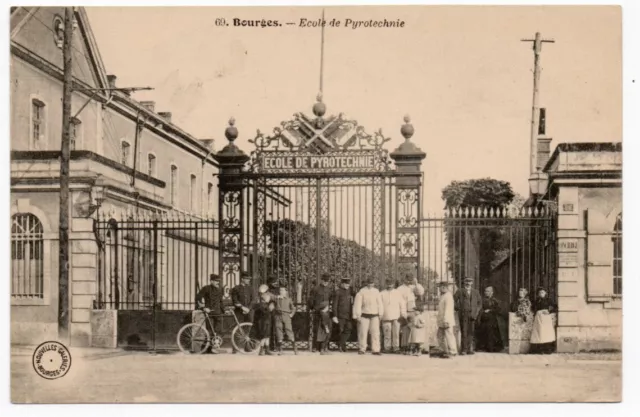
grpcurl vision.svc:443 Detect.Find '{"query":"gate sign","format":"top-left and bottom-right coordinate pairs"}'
top-left (261, 154), bottom-right (376, 171)
top-left (248, 104), bottom-right (392, 174)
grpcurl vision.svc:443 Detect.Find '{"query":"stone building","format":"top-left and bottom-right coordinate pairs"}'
top-left (10, 7), bottom-right (219, 346)
top-left (543, 142), bottom-right (622, 352)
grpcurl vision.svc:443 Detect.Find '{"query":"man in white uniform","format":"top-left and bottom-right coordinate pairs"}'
top-left (353, 277), bottom-right (384, 355)
top-left (436, 280), bottom-right (458, 358)
top-left (380, 279), bottom-right (407, 353)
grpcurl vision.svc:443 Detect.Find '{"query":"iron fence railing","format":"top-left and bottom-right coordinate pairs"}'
top-left (94, 212), bottom-right (219, 311)
top-left (420, 206), bottom-right (557, 310)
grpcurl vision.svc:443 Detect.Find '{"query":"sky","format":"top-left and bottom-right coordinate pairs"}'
top-left (85, 5), bottom-right (621, 214)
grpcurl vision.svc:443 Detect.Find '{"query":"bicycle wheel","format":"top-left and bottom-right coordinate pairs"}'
top-left (177, 323), bottom-right (210, 354)
top-left (231, 322), bottom-right (261, 355)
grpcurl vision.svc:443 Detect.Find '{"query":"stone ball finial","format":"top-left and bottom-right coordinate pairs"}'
top-left (400, 114), bottom-right (414, 140)
top-left (313, 92), bottom-right (326, 117)
top-left (225, 117), bottom-right (238, 142)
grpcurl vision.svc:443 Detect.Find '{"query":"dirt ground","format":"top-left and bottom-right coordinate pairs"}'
top-left (11, 348), bottom-right (621, 403)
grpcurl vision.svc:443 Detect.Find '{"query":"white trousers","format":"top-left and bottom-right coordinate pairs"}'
top-left (358, 315), bottom-right (381, 353)
top-left (437, 326), bottom-right (458, 355)
top-left (382, 319), bottom-right (400, 350)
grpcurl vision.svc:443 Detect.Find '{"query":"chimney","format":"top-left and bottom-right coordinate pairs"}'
top-left (107, 74), bottom-right (117, 89)
top-left (199, 139), bottom-right (215, 151)
top-left (140, 101), bottom-right (155, 112)
top-left (158, 112), bottom-right (172, 123)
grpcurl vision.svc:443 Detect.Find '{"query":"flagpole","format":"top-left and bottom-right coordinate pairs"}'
top-left (319, 8), bottom-right (325, 95)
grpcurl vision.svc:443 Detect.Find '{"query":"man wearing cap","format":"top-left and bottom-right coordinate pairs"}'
top-left (397, 274), bottom-right (425, 353)
top-left (308, 273), bottom-right (334, 352)
top-left (454, 277), bottom-right (482, 355)
top-left (332, 278), bottom-right (354, 352)
top-left (353, 277), bottom-right (384, 355)
top-left (380, 279), bottom-right (407, 353)
top-left (231, 273), bottom-right (257, 323)
top-left (196, 274), bottom-right (225, 353)
top-left (436, 280), bottom-right (458, 358)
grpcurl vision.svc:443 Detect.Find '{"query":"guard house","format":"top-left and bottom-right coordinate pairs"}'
top-left (542, 142), bottom-right (622, 352)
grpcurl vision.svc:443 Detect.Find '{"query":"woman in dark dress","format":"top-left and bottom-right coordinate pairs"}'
top-left (251, 284), bottom-right (276, 356)
top-left (475, 286), bottom-right (504, 353)
top-left (529, 287), bottom-right (556, 354)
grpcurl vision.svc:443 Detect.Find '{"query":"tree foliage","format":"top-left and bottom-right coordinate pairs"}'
top-left (441, 178), bottom-right (517, 287)
top-left (441, 178), bottom-right (515, 209)
top-left (258, 219), bottom-right (439, 303)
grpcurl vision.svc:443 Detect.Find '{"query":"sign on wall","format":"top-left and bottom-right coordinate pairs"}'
top-left (558, 239), bottom-right (579, 253)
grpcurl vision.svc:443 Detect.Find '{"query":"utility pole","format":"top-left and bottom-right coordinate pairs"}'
top-left (59, 6), bottom-right (74, 342)
top-left (521, 32), bottom-right (555, 177)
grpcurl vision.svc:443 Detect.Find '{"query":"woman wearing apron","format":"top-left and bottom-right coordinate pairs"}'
top-left (530, 287), bottom-right (556, 354)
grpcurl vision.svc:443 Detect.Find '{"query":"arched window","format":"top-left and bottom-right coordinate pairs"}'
top-left (11, 213), bottom-right (44, 299)
top-left (147, 153), bottom-right (157, 177)
top-left (170, 164), bottom-right (178, 206)
top-left (31, 98), bottom-right (46, 149)
top-left (190, 174), bottom-right (197, 212)
top-left (612, 213), bottom-right (622, 296)
top-left (121, 141), bottom-right (131, 166)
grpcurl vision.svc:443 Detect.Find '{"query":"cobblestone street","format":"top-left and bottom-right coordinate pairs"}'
top-left (11, 347), bottom-right (621, 403)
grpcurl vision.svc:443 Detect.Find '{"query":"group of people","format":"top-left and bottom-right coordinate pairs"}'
top-left (195, 271), bottom-right (557, 357)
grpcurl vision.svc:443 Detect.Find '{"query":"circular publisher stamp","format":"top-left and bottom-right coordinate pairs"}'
top-left (32, 341), bottom-right (72, 380)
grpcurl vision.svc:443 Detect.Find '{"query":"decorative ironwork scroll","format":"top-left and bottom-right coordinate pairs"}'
top-left (220, 188), bottom-right (243, 290)
top-left (396, 187), bottom-right (420, 279)
top-left (247, 105), bottom-right (393, 174)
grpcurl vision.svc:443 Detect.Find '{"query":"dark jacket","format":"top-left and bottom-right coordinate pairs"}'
top-left (454, 288), bottom-right (482, 320)
top-left (231, 284), bottom-right (257, 310)
top-left (533, 297), bottom-right (555, 314)
top-left (332, 287), bottom-right (353, 320)
top-left (197, 284), bottom-right (225, 315)
top-left (250, 300), bottom-right (273, 340)
top-left (307, 284), bottom-right (333, 311)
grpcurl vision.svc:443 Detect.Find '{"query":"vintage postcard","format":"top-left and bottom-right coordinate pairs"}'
top-left (8, 4), bottom-right (622, 404)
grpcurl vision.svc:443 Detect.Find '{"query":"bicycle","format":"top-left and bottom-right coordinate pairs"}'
top-left (176, 307), bottom-right (261, 354)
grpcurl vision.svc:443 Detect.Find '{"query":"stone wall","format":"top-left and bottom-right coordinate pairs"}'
top-left (90, 310), bottom-right (117, 348)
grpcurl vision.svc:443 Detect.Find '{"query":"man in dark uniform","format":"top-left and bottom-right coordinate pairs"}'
top-left (231, 272), bottom-right (257, 323)
top-left (331, 277), bottom-right (354, 352)
top-left (308, 273), bottom-right (334, 352)
top-left (454, 277), bottom-right (482, 355)
top-left (196, 274), bottom-right (225, 353)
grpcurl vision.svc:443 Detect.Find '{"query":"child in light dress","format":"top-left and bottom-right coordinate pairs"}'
top-left (409, 302), bottom-right (429, 357)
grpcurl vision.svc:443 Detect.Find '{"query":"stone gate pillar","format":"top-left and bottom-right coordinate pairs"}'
top-left (215, 118), bottom-right (250, 297)
top-left (390, 116), bottom-right (426, 283)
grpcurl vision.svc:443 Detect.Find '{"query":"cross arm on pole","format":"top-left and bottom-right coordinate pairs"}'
top-left (520, 38), bottom-right (555, 43)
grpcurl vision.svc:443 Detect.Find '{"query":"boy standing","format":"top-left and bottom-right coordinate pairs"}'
top-left (274, 286), bottom-right (298, 355)
top-left (316, 301), bottom-right (332, 355)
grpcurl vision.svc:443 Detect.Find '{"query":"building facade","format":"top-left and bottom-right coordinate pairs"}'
top-left (543, 142), bottom-right (622, 352)
top-left (10, 7), bottom-right (219, 346)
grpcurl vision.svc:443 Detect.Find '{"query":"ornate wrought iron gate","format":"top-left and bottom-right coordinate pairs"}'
top-left (215, 100), bottom-right (426, 349)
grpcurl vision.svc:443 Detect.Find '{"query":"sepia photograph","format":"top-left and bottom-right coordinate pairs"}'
top-left (6, 2), bottom-right (628, 405)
